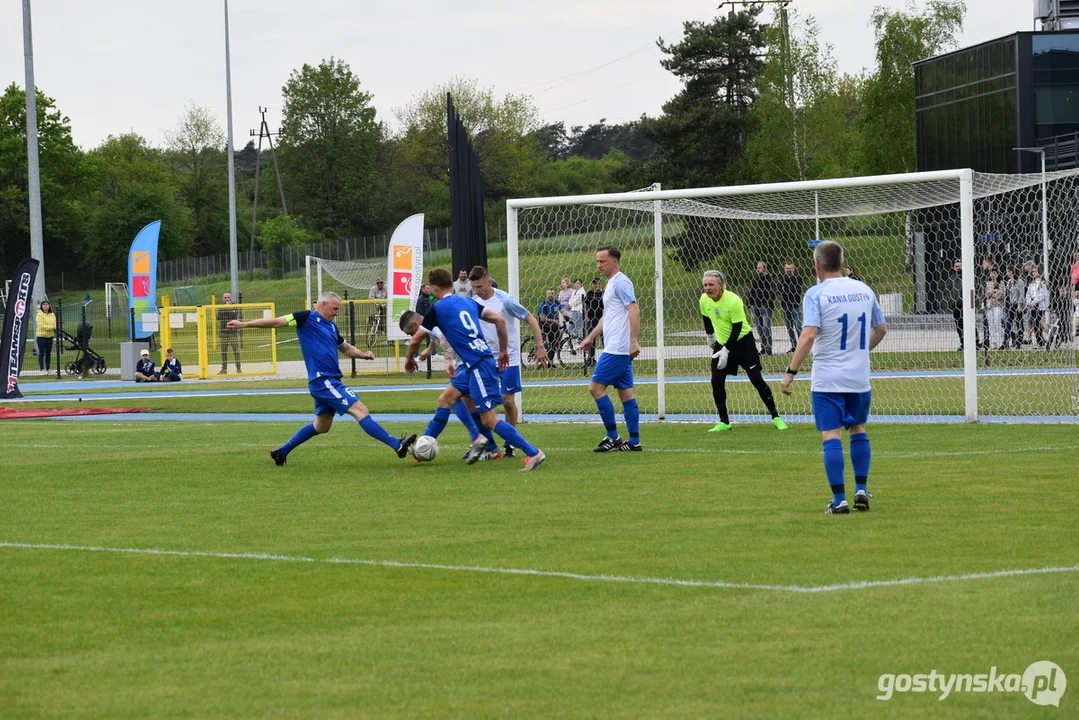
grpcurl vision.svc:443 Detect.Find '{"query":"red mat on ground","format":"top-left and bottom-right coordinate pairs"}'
top-left (0, 407), bottom-right (147, 419)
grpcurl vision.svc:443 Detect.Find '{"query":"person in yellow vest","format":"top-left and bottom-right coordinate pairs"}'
top-left (35, 300), bottom-right (56, 372)
top-left (700, 270), bottom-right (787, 433)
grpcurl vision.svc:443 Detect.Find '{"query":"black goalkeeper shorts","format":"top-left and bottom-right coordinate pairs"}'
top-left (711, 333), bottom-right (761, 376)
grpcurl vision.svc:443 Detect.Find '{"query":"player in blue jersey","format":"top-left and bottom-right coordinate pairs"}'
top-left (404, 268), bottom-right (547, 471)
top-left (227, 291), bottom-right (417, 465)
top-left (398, 310), bottom-right (501, 460)
top-left (779, 241), bottom-right (888, 514)
top-left (579, 245), bottom-right (642, 452)
top-left (469, 265), bottom-right (549, 458)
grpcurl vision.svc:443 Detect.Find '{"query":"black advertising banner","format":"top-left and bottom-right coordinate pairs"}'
top-left (0, 259), bottom-right (40, 399)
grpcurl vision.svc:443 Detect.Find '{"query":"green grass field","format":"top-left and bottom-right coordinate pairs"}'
top-left (16, 362), bottom-right (1079, 417)
top-left (1, 418), bottom-right (1076, 718)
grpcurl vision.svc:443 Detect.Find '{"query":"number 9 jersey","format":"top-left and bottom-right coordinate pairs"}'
top-left (802, 276), bottom-right (886, 393)
top-left (420, 295), bottom-right (495, 371)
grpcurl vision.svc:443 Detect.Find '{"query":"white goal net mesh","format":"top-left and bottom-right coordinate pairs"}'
top-left (307, 257), bottom-right (386, 304)
top-left (509, 171), bottom-right (1079, 421)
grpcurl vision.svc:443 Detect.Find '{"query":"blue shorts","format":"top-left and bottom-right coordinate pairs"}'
top-left (450, 370), bottom-right (471, 395)
top-left (310, 377), bottom-right (358, 416)
top-left (812, 391), bottom-right (872, 431)
top-left (591, 352), bottom-right (634, 389)
top-left (499, 365), bottom-right (523, 395)
top-left (465, 358), bottom-right (503, 413)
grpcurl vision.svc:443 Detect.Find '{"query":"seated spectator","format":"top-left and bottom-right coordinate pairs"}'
top-left (538, 288), bottom-right (560, 350)
top-left (158, 348), bottom-right (183, 382)
top-left (135, 349), bottom-right (157, 382)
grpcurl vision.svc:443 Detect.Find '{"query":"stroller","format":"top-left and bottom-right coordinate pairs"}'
top-left (59, 323), bottom-right (107, 375)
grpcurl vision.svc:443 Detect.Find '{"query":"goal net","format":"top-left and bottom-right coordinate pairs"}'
top-left (104, 282), bottom-right (129, 338)
top-left (507, 170), bottom-right (1079, 422)
top-left (305, 256), bottom-right (386, 308)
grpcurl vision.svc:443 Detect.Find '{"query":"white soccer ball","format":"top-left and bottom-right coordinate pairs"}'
top-left (412, 435), bottom-right (440, 462)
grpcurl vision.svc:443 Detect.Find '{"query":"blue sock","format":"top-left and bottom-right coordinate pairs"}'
top-left (595, 395), bottom-right (619, 440)
top-left (823, 438), bottom-right (845, 504)
top-left (471, 412), bottom-right (497, 448)
top-left (424, 406), bottom-right (451, 439)
top-left (359, 416), bottom-right (398, 450)
top-left (493, 419), bottom-right (538, 457)
top-left (623, 398), bottom-right (640, 445)
top-left (279, 423), bottom-right (319, 458)
top-left (452, 401), bottom-right (479, 440)
top-left (850, 433), bottom-right (870, 494)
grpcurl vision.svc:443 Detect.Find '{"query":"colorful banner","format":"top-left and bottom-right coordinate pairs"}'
top-left (385, 213), bottom-right (424, 341)
top-left (127, 220), bottom-right (161, 339)
top-left (0, 258), bottom-right (40, 399)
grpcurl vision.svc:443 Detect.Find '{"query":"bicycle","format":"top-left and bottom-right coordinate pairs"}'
top-left (365, 309), bottom-right (385, 348)
top-left (522, 319), bottom-right (586, 369)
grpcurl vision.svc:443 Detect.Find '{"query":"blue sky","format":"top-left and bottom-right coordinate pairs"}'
top-left (0, 0), bottom-right (1034, 149)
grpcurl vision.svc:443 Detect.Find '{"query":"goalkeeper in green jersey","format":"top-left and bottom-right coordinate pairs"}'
top-left (700, 270), bottom-right (787, 432)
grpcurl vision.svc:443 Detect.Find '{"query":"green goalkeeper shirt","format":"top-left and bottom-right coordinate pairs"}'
top-left (699, 290), bottom-right (753, 345)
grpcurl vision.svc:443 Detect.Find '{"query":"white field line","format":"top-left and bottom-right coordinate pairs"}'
top-left (1, 541), bottom-right (1075, 594)
top-left (8, 443), bottom-right (1079, 458)
top-left (257, 337), bottom-right (299, 349)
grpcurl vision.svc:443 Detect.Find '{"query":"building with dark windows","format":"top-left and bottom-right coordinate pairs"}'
top-left (915, 31), bottom-right (1079, 173)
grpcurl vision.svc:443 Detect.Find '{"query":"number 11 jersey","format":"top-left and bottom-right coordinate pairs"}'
top-left (802, 276), bottom-right (886, 393)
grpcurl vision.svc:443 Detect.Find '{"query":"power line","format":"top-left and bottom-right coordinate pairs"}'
top-left (511, 43), bottom-right (655, 95)
top-left (541, 71), bottom-right (665, 115)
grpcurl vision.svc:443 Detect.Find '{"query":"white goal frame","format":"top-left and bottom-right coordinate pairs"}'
top-left (509, 169), bottom-right (993, 422)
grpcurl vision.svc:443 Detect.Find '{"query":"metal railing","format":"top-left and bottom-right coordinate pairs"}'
top-left (1040, 131), bottom-right (1079, 171)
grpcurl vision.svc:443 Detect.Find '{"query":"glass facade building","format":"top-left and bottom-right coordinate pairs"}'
top-left (915, 31), bottom-right (1079, 173)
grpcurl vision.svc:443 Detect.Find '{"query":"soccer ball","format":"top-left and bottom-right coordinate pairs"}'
top-left (412, 435), bottom-right (440, 462)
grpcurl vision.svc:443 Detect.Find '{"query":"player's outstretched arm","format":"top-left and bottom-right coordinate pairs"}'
top-left (228, 315), bottom-right (288, 330)
top-left (339, 342), bottom-right (375, 361)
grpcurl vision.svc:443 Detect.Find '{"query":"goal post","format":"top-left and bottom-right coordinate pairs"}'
top-left (507, 169), bottom-right (1079, 423)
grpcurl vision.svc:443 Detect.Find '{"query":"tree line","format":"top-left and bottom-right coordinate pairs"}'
top-left (0, 1), bottom-right (965, 288)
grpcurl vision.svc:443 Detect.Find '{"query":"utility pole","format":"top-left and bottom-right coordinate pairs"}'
top-left (224, 0), bottom-right (239, 299)
top-left (22, 0), bottom-right (45, 303)
top-left (247, 106), bottom-right (288, 280)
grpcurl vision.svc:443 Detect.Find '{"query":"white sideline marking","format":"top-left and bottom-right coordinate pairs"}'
top-left (8, 443), bottom-right (1079, 459)
top-left (2, 541), bottom-right (1076, 594)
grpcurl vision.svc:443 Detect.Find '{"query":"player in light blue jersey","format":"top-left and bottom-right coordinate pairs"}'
top-left (404, 268), bottom-right (547, 471)
top-left (469, 265), bottom-right (549, 458)
top-left (579, 245), bottom-right (642, 452)
top-left (780, 241), bottom-right (888, 514)
top-left (227, 291), bottom-right (417, 465)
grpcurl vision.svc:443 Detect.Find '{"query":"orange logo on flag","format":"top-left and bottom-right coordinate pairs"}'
top-left (132, 251), bottom-right (151, 274)
top-left (393, 245), bottom-right (412, 270)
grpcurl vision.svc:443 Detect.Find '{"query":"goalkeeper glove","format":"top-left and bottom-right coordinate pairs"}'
top-left (713, 344), bottom-right (730, 369)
